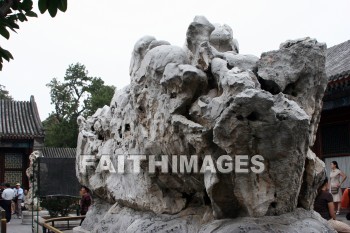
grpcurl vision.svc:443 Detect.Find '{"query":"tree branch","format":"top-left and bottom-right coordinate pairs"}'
top-left (0, 0), bottom-right (14, 18)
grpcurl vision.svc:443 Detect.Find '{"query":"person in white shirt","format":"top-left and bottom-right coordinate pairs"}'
top-left (13, 183), bottom-right (24, 219)
top-left (1, 183), bottom-right (14, 223)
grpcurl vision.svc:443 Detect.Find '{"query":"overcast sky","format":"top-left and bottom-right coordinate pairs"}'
top-left (0, 0), bottom-right (349, 120)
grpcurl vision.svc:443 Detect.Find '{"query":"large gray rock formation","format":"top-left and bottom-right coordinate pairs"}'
top-left (74, 16), bottom-right (331, 232)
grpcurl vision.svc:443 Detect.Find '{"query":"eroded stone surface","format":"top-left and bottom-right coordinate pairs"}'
top-left (75, 16), bottom-right (330, 232)
top-left (25, 151), bottom-right (41, 210)
top-left (74, 204), bottom-right (335, 233)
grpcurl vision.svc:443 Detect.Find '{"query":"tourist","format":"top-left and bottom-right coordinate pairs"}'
top-left (314, 178), bottom-right (350, 232)
top-left (1, 183), bottom-right (14, 223)
top-left (79, 186), bottom-right (92, 226)
top-left (330, 161), bottom-right (347, 215)
top-left (13, 183), bottom-right (24, 219)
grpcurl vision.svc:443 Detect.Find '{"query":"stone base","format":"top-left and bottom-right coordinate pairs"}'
top-left (22, 210), bottom-right (49, 225)
top-left (77, 203), bottom-right (337, 233)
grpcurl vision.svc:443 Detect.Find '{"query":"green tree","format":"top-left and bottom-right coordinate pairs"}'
top-left (0, 0), bottom-right (67, 70)
top-left (0, 84), bottom-right (12, 99)
top-left (44, 63), bottom-right (115, 147)
top-left (84, 78), bottom-right (115, 117)
top-left (42, 114), bottom-right (78, 148)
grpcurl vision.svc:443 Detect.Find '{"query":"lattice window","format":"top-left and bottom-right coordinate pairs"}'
top-left (5, 153), bottom-right (23, 169)
top-left (322, 123), bottom-right (350, 155)
top-left (4, 171), bottom-right (22, 186)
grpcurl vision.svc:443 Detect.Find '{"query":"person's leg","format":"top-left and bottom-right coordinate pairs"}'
top-left (17, 199), bottom-right (22, 218)
top-left (328, 219), bottom-right (350, 232)
top-left (334, 202), bottom-right (339, 214)
top-left (79, 211), bottom-right (86, 226)
top-left (14, 199), bottom-right (18, 216)
top-left (4, 200), bottom-right (11, 223)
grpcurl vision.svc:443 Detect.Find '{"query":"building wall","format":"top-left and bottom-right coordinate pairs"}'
top-left (0, 145), bottom-right (31, 188)
top-left (314, 106), bottom-right (350, 158)
top-left (0, 138), bottom-right (43, 189)
top-left (314, 105), bottom-right (350, 186)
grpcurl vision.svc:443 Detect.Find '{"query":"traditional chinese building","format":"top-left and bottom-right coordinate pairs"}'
top-left (0, 96), bottom-right (45, 189)
top-left (314, 40), bottom-right (350, 186)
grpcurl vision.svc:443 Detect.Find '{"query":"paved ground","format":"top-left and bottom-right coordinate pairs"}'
top-left (337, 212), bottom-right (350, 225)
top-left (6, 214), bottom-right (75, 233)
top-left (6, 216), bottom-right (32, 233)
top-left (5, 212), bottom-right (350, 233)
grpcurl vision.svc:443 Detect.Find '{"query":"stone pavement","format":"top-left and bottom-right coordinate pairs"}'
top-left (6, 214), bottom-right (75, 233)
top-left (6, 216), bottom-right (31, 233)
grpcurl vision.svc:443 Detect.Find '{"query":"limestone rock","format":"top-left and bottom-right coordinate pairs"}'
top-left (75, 16), bottom-right (329, 232)
top-left (298, 149), bottom-right (326, 210)
top-left (257, 37), bottom-right (327, 144)
top-left (74, 203), bottom-right (335, 233)
top-left (209, 24), bottom-right (239, 53)
top-left (185, 16), bottom-right (215, 66)
top-left (184, 16), bottom-right (239, 70)
top-left (25, 151), bottom-right (41, 210)
top-left (129, 36), bottom-right (156, 77)
top-left (129, 36), bottom-right (171, 78)
top-left (223, 53), bottom-right (259, 71)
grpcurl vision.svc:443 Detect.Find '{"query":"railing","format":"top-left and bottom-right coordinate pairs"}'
top-left (35, 215), bottom-right (85, 233)
top-left (0, 207), bottom-right (6, 233)
top-left (40, 223), bottom-right (63, 233)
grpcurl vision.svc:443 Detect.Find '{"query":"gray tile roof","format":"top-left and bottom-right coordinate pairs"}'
top-left (0, 95), bottom-right (44, 139)
top-left (326, 40), bottom-right (350, 80)
top-left (42, 147), bottom-right (76, 158)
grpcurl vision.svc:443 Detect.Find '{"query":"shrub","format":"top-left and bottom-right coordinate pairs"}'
top-left (40, 195), bottom-right (79, 217)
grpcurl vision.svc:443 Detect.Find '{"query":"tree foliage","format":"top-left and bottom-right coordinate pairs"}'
top-left (43, 63), bottom-right (115, 147)
top-left (0, 84), bottom-right (12, 99)
top-left (0, 0), bottom-right (67, 70)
